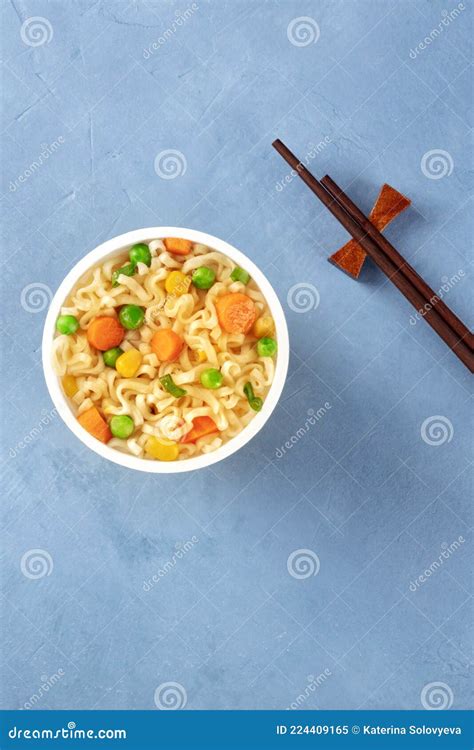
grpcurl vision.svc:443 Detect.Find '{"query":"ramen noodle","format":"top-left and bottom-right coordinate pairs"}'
top-left (52, 238), bottom-right (278, 462)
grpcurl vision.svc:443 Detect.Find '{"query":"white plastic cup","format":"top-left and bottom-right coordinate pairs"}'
top-left (42, 228), bottom-right (289, 473)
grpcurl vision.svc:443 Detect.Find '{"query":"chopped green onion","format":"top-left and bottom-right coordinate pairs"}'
top-left (112, 262), bottom-right (136, 287)
top-left (243, 381), bottom-right (263, 412)
top-left (230, 266), bottom-right (250, 284)
top-left (160, 374), bottom-right (187, 398)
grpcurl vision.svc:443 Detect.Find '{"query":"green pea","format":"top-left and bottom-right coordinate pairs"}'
top-left (119, 304), bottom-right (145, 330)
top-left (192, 266), bottom-right (216, 290)
top-left (257, 337), bottom-right (277, 357)
top-left (112, 262), bottom-right (136, 287)
top-left (110, 415), bottom-right (135, 439)
top-left (129, 243), bottom-right (151, 267)
top-left (200, 368), bottom-right (223, 389)
top-left (230, 266), bottom-right (250, 284)
top-left (56, 315), bottom-right (79, 335)
top-left (103, 346), bottom-right (124, 368)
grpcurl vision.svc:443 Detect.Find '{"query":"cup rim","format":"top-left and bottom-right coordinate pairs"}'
top-left (42, 227), bottom-right (289, 473)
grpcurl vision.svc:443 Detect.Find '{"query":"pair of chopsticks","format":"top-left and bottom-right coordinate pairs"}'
top-left (272, 139), bottom-right (474, 373)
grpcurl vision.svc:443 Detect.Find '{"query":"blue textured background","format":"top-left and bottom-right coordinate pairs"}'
top-left (1, 0), bottom-right (472, 712)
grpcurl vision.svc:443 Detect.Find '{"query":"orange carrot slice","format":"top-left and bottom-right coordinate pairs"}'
top-left (163, 238), bottom-right (193, 256)
top-left (77, 406), bottom-right (112, 443)
top-left (151, 328), bottom-right (184, 362)
top-left (87, 316), bottom-right (124, 351)
top-left (215, 292), bottom-right (256, 334)
top-left (181, 416), bottom-right (219, 444)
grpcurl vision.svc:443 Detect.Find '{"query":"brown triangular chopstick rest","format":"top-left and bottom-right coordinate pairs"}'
top-left (328, 184), bottom-right (411, 279)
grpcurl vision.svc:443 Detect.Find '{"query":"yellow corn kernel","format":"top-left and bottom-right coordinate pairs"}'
top-left (145, 436), bottom-right (179, 461)
top-left (253, 315), bottom-right (275, 338)
top-left (116, 349), bottom-right (142, 378)
top-left (165, 271), bottom-right (191, 297)
top-left (191, 349), bottom-right (207, 363)
top-left (62, 375), bottom-right (78, 398)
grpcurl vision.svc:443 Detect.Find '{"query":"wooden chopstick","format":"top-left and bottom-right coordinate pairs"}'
top-left (320, 174), bottom-right (474, 351)
top-left (272, 139), bottom-right (474, 373)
